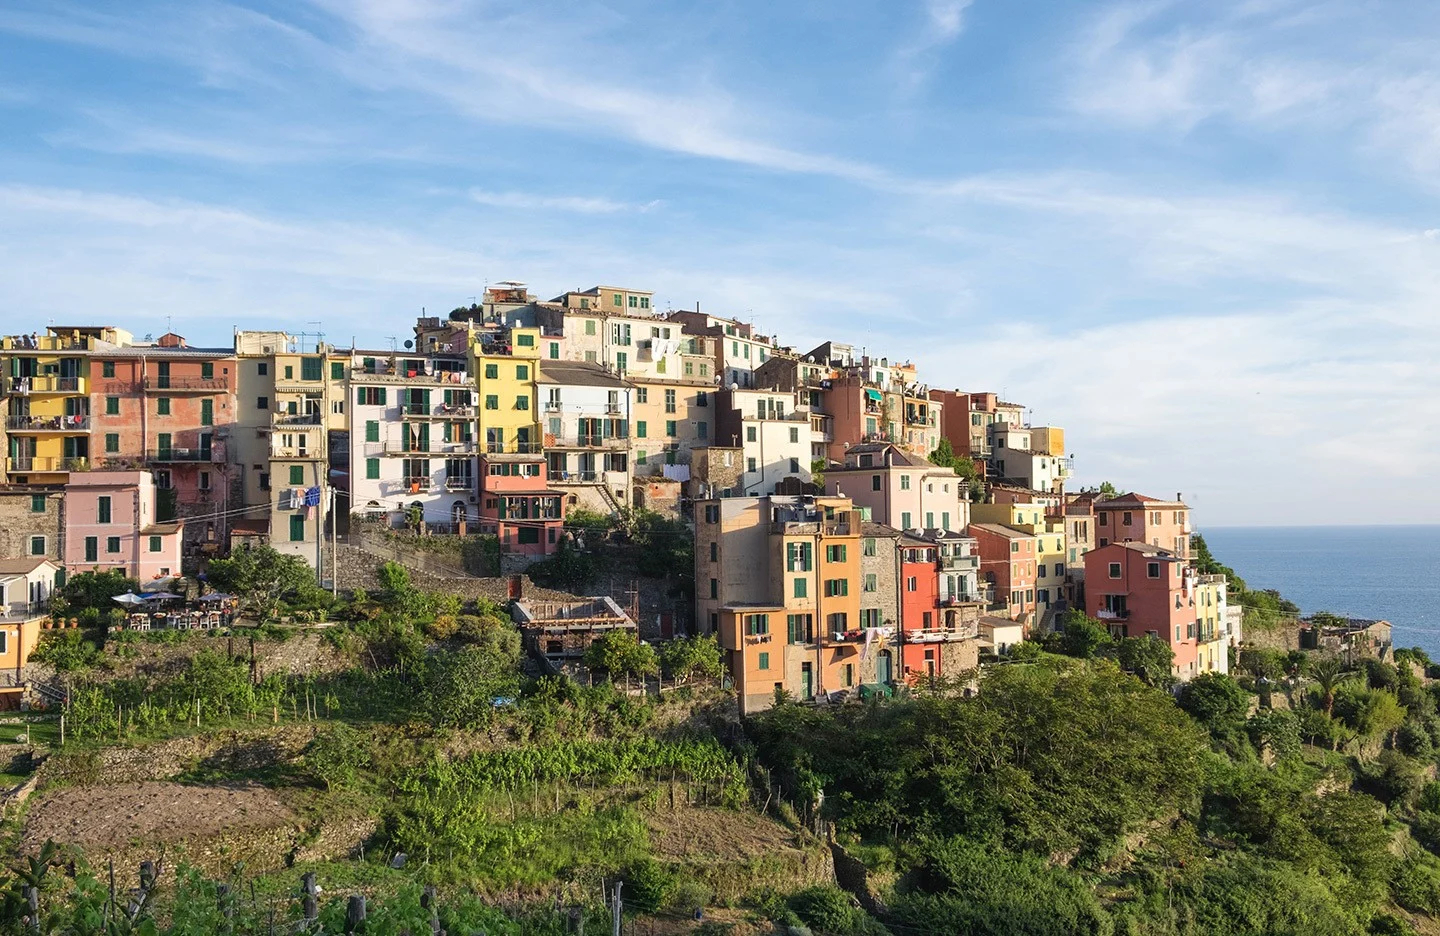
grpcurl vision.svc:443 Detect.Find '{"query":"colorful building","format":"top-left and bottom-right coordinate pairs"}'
top-left (710, 388), bottom-right (812, 496)
top-left (0, 557), bottom-right (59, 708)
top-left (697, 494), bottom-right (872, 714)
top-left (0, 487), bottom-right (64, 562)
top-left (1194, 573), bottom-right (1231, 675)
top-left (823, 442), bottom-right (968, 533)
top-left (970, 500), bottom-right (1069, 626)
top-left (89, 334), bottom-right (237, 557)
top-left (968, 522), bottom-right (1038, 624)
top-left (1084, 542), bottom-right (1200, 680)
top-left (1094, 492), bottom-right (1192, 558)
top-left (538, 360), bottom-right (632, 515)
top-left (63, 470), bottom-right (183, 581)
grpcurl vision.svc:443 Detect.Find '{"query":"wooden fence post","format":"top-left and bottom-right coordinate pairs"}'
top-left (345, 894), bottom-right (366, 933)
top-left (301, 872), bottom-right (319, 924)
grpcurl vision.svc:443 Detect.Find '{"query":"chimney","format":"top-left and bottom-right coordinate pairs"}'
top-left (1176, 492), bottom-right (1182, 502)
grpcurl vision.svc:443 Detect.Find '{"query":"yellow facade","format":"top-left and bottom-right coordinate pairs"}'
top-left (971, 502), bottom-right (1067, 605)
top-left (1, 330), bottom-right (107, 482)
top-left (472, 327), bottom-right (541, 454)
top-left (1031, 426), bottom-right (1066, 456)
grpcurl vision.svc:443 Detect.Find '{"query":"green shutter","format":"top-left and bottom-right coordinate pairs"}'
top-left (200, 399), bottom-right (213, 426)
top-left (366, 458), bottom-right (380, 479)
top-left (366, 420), bottom-right (379, 442)
top-left (290, 515), bottom-right (306, 541)
top-left (289, 465), bottom-right (304, 485)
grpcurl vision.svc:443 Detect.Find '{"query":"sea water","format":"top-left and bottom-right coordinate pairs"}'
top-left (1200, 525), bottom-right (1440, 658)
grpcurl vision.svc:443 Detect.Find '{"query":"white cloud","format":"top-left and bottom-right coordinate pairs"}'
top-left (467, 190), bottom-right (661, 214)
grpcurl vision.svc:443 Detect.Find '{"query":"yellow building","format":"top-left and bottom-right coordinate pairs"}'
top-left (472, 326), bottom-right (542, 455)
top-left (1194, 573), bottom-right (1230, 675)
top-left (970, 501), bottom-right (1069, 621)
top-left (2, 327), bottom-right (126, 484)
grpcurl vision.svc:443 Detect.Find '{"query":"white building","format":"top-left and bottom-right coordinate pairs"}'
top-left (713, 388), bottom-right (812, 496)
top-left (988, 424), bottom-right (1071, 493)
top-left (348, 350), bottom-right (479, 531)
top-left (537, 361), bottom-right (633, 515)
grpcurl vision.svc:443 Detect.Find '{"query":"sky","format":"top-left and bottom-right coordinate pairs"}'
top-left (1, 0), bottom-right (1437, 526)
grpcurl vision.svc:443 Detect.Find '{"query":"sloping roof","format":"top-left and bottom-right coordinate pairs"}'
top-left (537, 360), bottom-right (629, 388)
top-left (1101, 541), bottom-right (1180, 559)
top-left (141, 522), bottom-right (185, 535)
top-left (861, 521), bottom-right (901, 538)
top-left (0, 557), bottom-right (56, 576)
top-left (967, 523), bottom-right (1033, 539)
top-left (1096, 492), bottom-right (1187, 508)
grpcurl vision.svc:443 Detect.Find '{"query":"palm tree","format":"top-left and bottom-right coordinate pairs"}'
top-left (1309, 655), bottom-right (1351, 717)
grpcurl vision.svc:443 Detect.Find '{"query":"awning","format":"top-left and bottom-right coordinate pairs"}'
top-left (864, 388), bottom-right (883, 402)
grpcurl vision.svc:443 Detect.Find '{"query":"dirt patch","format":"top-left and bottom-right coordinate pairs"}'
top-left (645, 805), bottom-right (803, 863)
top-left (23, 780), bottom-right (294, 853)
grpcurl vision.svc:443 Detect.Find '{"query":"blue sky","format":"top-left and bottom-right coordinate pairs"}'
top-left (1, 0), bottom-right (1437, 526)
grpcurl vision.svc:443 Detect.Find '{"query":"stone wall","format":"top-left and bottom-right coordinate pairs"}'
top-left (0, 488), bottom-right (64, 561)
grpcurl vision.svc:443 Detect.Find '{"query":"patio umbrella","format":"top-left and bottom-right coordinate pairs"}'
top-left (197, 593), bottom-right (232, 602)
top-left (144, 592), bottom-right (183, 601)
top-left (113, 593), bottom-right (148, 606)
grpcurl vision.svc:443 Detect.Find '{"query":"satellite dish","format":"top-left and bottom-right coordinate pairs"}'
top-left (730, 382), bottom-right (739, 391)
top-left (404, 339), bottom-right (414, 349)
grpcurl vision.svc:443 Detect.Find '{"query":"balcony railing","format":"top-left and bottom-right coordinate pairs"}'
top-left (143, 376), bottom-right (228, 392)
top-left (552, 435), bottom-right (628, 449)
top-left (1097, 608), bottom-right (1131, 620)
top-left (147, 448), bottom-right (219, 463)
top-left (272, 447), bottom-right (322, 460)
top-left (437, 403), bottom-right (474, 417)
top-left (940, 554), bottom-right (980, 571)
top-left (274, 379), bottom-right (324, 394)
top-left (484, 442), bottom-right (544, 455)
top-left (272, 412), bottom-right (323, 427)
top-left (4, 375), bottom-right (86, 394)
top-left (4, 456), bottom-right (87, 473)
top-left (6, 414), bottom-right (90, 431)
top-left (350, 365), bottom-right (470, 385)
top-left (907, 626), bottom-right (980, 643)
top-left (444, 476), bottom-right (474, 491)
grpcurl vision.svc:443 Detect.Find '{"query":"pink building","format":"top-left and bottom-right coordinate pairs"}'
top-left (64, 471), bottom-right (183, 582)
top-left (1094, 492), bottom-right (1192, 558)
top-left (1084, 541), bottom-right (1199, 679)
top-left (968, 522), bottom-right (1037, 625)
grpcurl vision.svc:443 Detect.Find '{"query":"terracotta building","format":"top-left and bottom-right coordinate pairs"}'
top-left (1084, 541), bottom-right (1200, 680)
top-left (64, 470), bottom-right (183, 582)
top-left (968, 522), bottom-right (1038, 626)
top-left (1094, 492), bottom-right (1192, 558)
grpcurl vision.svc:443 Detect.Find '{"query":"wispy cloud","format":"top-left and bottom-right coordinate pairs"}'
top-left (891, 0), bottom-right (974, 93)
top-left (468, 190), bottom-right (661, 214)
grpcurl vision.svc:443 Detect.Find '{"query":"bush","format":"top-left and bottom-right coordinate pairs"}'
top-left (1179, 672), bottom-right (1250, 737)
top-left (666, 877), bottom-right (713, 914)
top-left (305, 723), bottom-right (369, 790)
top-left (30, 630), bottom-right (101, 672)
top-left (787, 885), bottom-right (878, 936)
top-left (624, 859), bottom-right (675, 914)
top-left (1392, 853), bottom-right (1440, 915)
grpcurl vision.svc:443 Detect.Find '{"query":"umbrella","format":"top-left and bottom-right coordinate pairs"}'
top-left (197, 593), bottom-right (232, 602)
top-left (144, 592), bottom-right (182, 601)
top-left (113, 593), bottom-right (147, 606)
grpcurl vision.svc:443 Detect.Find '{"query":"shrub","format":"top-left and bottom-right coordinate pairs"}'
top-left (1392, 853), bottom-right (1440, 915)
top-left (624, 859), bottom-right (675, 913)
top-left (305, 723), bottom-right (369, 790)
top-left (788, 885), bottom-right (877, 936)
top-left (1179, 672), bottom-right (1250, 737)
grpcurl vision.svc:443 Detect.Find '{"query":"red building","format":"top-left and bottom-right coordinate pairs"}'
top-left (968, 522), bottom-right (1038, 625)
top-left (89, 335), bottom-right (237, 560)
top-left (477, 452), bottom-right (564, 556)
top-left (898, 535), bottom-right (940, 678)
top-left (1084, 542), bottom-right (1199, 679)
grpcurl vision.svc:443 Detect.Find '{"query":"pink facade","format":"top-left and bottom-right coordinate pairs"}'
top-left (1094, 492), bottom-right (1191, 558)
top-left (477, 455), bottom-right (564, 556)
top-left (968, 523), bottom-right (1037, 624)
top-left (1084, 542), bottom-right (1199, 678)
top-left (64, 471), bottom-right (183, 581)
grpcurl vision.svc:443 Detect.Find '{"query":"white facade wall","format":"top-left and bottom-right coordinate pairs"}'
top-left (736, 416), bottom-right (812, 495)
top-left (540, 379), bottom-right (633, 510)
top-left (348, 382), bottom-right (478, 528)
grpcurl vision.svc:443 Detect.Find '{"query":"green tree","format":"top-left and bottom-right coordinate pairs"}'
top-left (205, 545), bottom-right (315, 621)
top-left (1108, 635), bottom-right (1175, 689)
top-left (658, 635), bottom-right (723, 682)
top-left (584, 629), bottom-right (658, 681)
top-left (1098, 481), bottom-right (1119, 496)
top-left (305, 723), bottom-right (369, 790)
top-left (929, 438), bottom-right (978, 481)
top-left (425, 643), bottom-right (522, 728)
top-left (1179, 671), bottom-right (1251, 738)
top-left (811, 458), bottom-right (828, 488)
top-left (1308, 655), bottom-right (1352, 717)
top-left (1333, 684), bottom-right (1406, 741)
top-left (1053, 610), bottom-right (1113, 659)
top-left (58, 569), bottom-right (140, 613)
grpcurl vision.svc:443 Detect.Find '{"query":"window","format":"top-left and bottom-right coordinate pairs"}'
top-left (746, 426), bottom-right (757, 443)
top-left (1109, 562), bottom-right (1122, 579)
top-left (301, 357), bottom-right (322, 381)
top-left (636, 450), bottom-right (647, 464)
top-left (697, 422), bottom-right (708, 439)
top-left (106, 396), bottom-right (119, 415)
top-left (516, 333), bottom-right (535, 348)
top-left (1122, 511), bottom-right (1133, 526)
top-left (744, 613), bottom-right (769, 635)
top-left (290, 515), bottom-right (305, 541)
top-left (861, 608), bottom-right (881, 628)
top-left (515, 396), bottom-right (529, 410)
top-left (794, 578), bottom-right (807, 598)
top-left (200, 398), bottom-right (213, 426)
top-left (906, 576), bottom-right (917, 592)
top-left (871, 475), bottom-right (882, 491)
top-left (789, 427), bottom-right (799, 443)
top-left (585, 320), bottom-right (597, 335)
top-left (106, 536), bottom-right (120, 554)
top-left (148, 535), bottom-right (162, 552)
top-left (863, 573), bottom-right (877, 592)
top-left (901, 512), bottom-right (911, 530)
top-left (516, 364), bottom-right (529, 380)
top-left (358, 387), bottom-right (386, 406)
top-left (666, 420), bottom-right (677, 437)
top-left (485, 395), bottom-right (499, 410)
top-left (366, 458), bottom-right (380, 480)
top-left (104, 433), bottom-right (119, 453)
top-left (900, 474), bottom-right (910, 490)
top-left (635, 387), bottom-right (648, 403)
top-left (863, 537), bottom-right (876, 556)
top-left (613, 293), bottom-right (623, 307)
top-left (1098, 513), bottom-right (1108, 526)
top-left (365, 420), bottom-right (380, 443)
top-left (787, 542), bottom-right (813, 572)
top-left (102, 361), bottom-right (115, 378)
top-left (826, 544), bottom-right (847, 562)
top-left (747, 457), bottom-right (757, 473)
top-left (549, 342), bottom-right (560, 359)
top-left (97, 496), bottom-right (112, 524)
top-left (926, 512), bottom-right (934, 529)
top-left (31, 494), bottom-right (45, 513)
top-left (326, 360), bottom-right (343, 381)
top-left (636, 421), bottom-right (647, 438)
top-left (289, 465), bottom-right (304, 485)
top-left (696, 391), bottom-right (708, 408)
top-left (709, 542), bottom-right (718, 562)
top-left (256, 361), bottom-right (268, 376)
top-left (664, 389), bottom-right (676, 413)
top-left (29, 535), bottom-right (45, 556)
top-left (1147, 561), bottom-right (1161, 578)
top-left (824, 579), bottom-right (849, 597)
top-left (1010, 541), bottom-right (1019, 553)
top-left (84, 537), bottom-right (97, 562)
top-left (257, 396), bottom-right (269, 410)
top-left (758, 652), bottom-right (770, 671)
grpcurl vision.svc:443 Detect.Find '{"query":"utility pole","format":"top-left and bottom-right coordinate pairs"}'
top-left (611, 881), bottom-right (622, 936)
top-left (330, 485), bottom-right (338, 597)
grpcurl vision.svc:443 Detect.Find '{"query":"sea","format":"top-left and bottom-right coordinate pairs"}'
top-left (1201, 525), bottom-right (1440, 658)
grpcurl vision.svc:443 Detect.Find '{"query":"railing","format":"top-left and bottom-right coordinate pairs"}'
top-left (6, 414), bottom-right (90, 431)
top-left (4, 375), bottom-right (86, 394)
top-left (553, 435), bottom-right (628, 449)
top-left (445, 477), bottom-right (474, 491)
top-left (272, 412), bottom-right (322, 427)
top-left (1097, 608), bottom-right (1131, 620)
top-left (350, 365), bottom-right (470, 384)
top-left (907, 626), bottom-right (980, 642)
top-left (3, 336), bottom-right (89, 352)
top-left (543, 401), bottom-right (562, 411)
top-left (552, 470), bottom-right (603, 483)
top-left (768, 521), bottom-right (852, 536)
top-left (274, 379), bottom-right (324, 394)
top-left (272, 447), bottom-right (321, 459)
top-left (605, 403), bottom-right (622, 415)
top-left (4, 456), bottom-right (86, 472)
top-left (143, 376), bottom-right (228, 391)
top-left (940, 554), bottom-right (980, 571)
top-left (437, 404), bottom-right (474, 416)
top-left (147, 448), bottom-right (219, 463)
top-left (484, 442), bottom-right (544, 455)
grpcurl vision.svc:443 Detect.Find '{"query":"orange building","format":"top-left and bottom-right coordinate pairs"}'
top-left (1094, 492), bottom-right (1191, 558)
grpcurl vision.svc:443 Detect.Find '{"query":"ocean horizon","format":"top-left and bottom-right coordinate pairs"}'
top-left (1199, 524), bottom-right (1440, 658)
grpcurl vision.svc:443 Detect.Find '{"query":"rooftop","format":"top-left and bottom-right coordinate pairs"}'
top-left (968, 522), bottom-right (1036, 539)
top-left (0, 557), bottom-right (57, 576)
top-left (537, 360), bottom-right (630, 388)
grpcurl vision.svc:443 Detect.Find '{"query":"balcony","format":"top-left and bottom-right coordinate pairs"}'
top-left (1097, 608), bottom-right (1131, 621)
top-left (551, 435), bottom-right (629, 450)
top-left (436, 403), bottom-right (474, 417)
top-left (907, 626), bottom-right (979, 643)
top-left (769, 521), bottom-right (852, 536)
top-left (6, 414), bottom-right (90, 431)
top-left (4, 456), bottom-right (87, 473)
top-left (605, 403), bottom-right (622, 415)
top-left (484, 441), bottom-right (544, 456)
top-left (274, 379), bottom-right (324, 394)
top-left (4, 375), bottom-right (86, 394)
top-left (2, 335), bottom-right (89, 352)
top-left (143, 376), bottom-right (228, 392)
top-left (940, 553), bottom-right (980, 572)
top-left (350, 364), bottom-right (470, 385)
top-left (444, 476), bottom-right (474, 491)
top-left (272, 447), bottom-right (322, 460)
top-left (147, 447), bottom-right (220, 463)
top-left (272, 412), bottom-right (323, 427)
